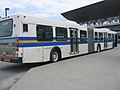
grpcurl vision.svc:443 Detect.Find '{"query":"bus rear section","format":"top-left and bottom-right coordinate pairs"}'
top-left (0, 38), bottom-right (22, 63)
top-left (0, 15), bottom-right (23, 63)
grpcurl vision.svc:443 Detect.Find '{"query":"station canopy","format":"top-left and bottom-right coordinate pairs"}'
top-left (62, 0), bottom-right (120, 23)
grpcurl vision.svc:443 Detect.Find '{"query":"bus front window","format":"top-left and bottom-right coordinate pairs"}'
top-left (0, 19), bottom-right (13, 37)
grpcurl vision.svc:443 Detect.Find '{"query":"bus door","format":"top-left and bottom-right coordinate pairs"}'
top-left (104, 32), bottom-right (107, 48)
top-left (70, 28), bottom-right (79, 54)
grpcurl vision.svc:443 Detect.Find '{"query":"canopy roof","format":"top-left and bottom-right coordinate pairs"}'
top-left (62, 0), bottom-right (120, 23)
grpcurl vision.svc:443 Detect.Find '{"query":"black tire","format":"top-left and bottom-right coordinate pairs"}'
top-left (97, 45), bottom-right (101, 52)
top-left (50, 50), bottom-right (60, 62)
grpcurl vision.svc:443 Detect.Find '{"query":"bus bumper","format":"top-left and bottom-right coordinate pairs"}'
top-left (0, 56), bottom-right (22, 63)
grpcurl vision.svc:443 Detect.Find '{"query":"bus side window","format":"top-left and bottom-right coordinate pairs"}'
top-left (108, 34), bottom-right (111, 41)
top-left (95, 32), bottom-right (98, 41)
top-left (80, 30), bottom-right (87, 43)
top-left (23, 24), bottom-right (28, 32)
top-left (112, 34), bottom-right (114, 41)
top-left (99, 32), bottom-right (103, 41)
top-left (56, 27), bottom-right (67, 41)
top-left (36, 25), bottom-right (53, 41)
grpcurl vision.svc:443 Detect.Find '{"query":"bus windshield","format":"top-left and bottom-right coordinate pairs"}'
top-left (0, 19), bottom-right (13, 37)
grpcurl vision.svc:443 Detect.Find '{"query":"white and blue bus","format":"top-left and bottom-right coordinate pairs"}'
top-left (0, 15), bottom-right (117, 63)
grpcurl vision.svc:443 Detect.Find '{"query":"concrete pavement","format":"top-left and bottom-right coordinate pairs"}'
top-left (10, 45), bottom-right (120, 90)
top-left (0, 62), bottom-right (46, 90)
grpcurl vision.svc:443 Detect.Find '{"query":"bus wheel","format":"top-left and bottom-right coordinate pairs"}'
top-left (97, 45), bottom-right (101, 52)
top-left (50, 50), bottom-right (60, 62)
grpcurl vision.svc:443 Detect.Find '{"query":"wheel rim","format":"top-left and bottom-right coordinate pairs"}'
top-left (52, 52), bottom-right (58, 62)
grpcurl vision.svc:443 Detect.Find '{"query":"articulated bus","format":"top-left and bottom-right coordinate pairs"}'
top-left (0, 15), bottom-right (117, 63)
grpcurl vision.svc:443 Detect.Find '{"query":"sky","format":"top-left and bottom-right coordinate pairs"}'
top-left (0, 0), bottom-right (103, 20)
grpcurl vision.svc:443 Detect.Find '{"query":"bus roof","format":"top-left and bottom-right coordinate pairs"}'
top-left (0, 14), bottom-right (93, 31)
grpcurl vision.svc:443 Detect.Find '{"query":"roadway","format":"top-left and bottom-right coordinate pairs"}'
top-left (9, 45), bottom-right (120, 90)
top-left (0, 61), bottom-right (50, 90)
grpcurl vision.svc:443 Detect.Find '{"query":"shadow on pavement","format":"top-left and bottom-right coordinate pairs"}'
top-left (0, 62), bottom-right (51, 73)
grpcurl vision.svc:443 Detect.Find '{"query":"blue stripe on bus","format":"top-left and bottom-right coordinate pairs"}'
top-left (18, 42), bottom-right (71, 47)
top-left (18, 42), bottom-right (91, 47)
top-left (0, 37), bottom-right (114, 48)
